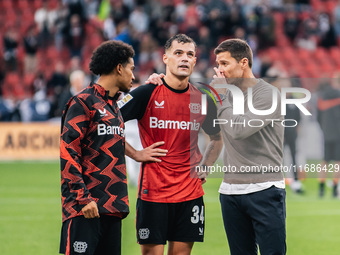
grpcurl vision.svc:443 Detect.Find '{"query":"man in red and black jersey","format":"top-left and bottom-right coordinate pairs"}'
top-left (120, 34), bottom-right (222, 255)
top-left (60, 40), bottom-right (147, 255)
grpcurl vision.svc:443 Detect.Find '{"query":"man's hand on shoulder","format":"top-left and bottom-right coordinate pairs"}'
top-left (145, 73), bottom-right (165, 85)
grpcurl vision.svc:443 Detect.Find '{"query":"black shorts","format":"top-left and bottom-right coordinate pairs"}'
top-left (59, 215), bottom-right (121, 255)
top-left (324, 141), bottom-right (340, 162)
top-left (136, 197), bottom-right (205, 245)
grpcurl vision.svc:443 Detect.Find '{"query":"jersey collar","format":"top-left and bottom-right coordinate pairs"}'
top-left (91, 82), bottom-right (121, 101)
top-left (162, 78), bottom-right (190, 93)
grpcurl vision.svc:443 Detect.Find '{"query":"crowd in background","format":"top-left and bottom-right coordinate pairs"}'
top-left (0, 0), bottom-right (340, 122)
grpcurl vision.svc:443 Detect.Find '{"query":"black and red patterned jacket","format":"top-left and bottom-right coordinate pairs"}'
top-left (60, 82), bottom-right (129, 222)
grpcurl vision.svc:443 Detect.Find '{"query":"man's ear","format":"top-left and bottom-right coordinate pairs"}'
top-left (116, 63), bottom-right (123, 75)
top-left (163, 54), bottom-right (168, 65)
top-left (241, 58), bottom-right (248, 69)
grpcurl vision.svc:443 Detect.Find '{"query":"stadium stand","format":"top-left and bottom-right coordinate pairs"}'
top-left (1, 0), bottom-right (340, 121)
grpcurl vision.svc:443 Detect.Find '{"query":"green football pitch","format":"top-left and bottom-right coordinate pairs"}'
top-left (1, 161), bottom-right (340, 255)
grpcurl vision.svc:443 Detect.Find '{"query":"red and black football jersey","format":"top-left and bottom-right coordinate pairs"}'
top-left (60, 83), bottom-right (129, 222)
top-left (119, 79), bottom-right (220, 203)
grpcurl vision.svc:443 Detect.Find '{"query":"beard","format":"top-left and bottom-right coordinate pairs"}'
top-left (120, 84), bottom-right (131, 93)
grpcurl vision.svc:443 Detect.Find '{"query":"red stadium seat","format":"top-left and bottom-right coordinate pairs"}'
top-left (2, 72), bottom-right (21, 99)
top-left (314, 47), bottom-right (328, 61)
top-left (1, 0), bottom-right (14, 10)
top-left (33, 0), bottom-right (43, 10)
top-left (267, 47), bottom-right (281, 62)
top-left (281, 47), bottom-right (296, 63)
top-left (325, 1), bottom-right (337, 14)
top-left (329, 47), bottom-right (340, 65)
top-left (17, 0), bottom-right (29, 10)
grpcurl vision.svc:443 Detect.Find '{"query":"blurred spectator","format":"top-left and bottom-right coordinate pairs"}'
top-left (182, 1), bottom-right (200, 36)
top-left (34, 2), bottom-right (58, 48)
top-left (297, 13), bottom-right (318, 49)
top-left (257, 5), bottom-right (275, 49)
top-left (139, 33), bottom-right (159, 66)
top-left (0, 63), bottom-right (5, 97)
top-left (318, 11), bottom-right (336, 48)
top-left (129, 5), bottom-right (149, 34)
top-left (284, 92), bottom-right (303, 193)
top-left (183, 18), bottom-right (200, 43)
top-left (54, 70), bottom-right (86, 117)
top-left (0, 98), bottom-right (21, 121)
top-left (47, 61), bottom-right (69, 117)
top-left (334, 0), bottom-right (340, 38)
top-left (114, 20), bottom-right (133, 44)
top-left (3, 27), bottom-right (19, 72)
top-left (84, 0), bottom-right (99, 19)
top-left (206, 0), bottom-right (228, 43)
top-left (175, 0), bottom-right (187, 23)
top-left (23, 25), bottom-right (39, 74)
top-left (103, 13), bottom-right (117, 40)
top-left (110, 0), bottom-right (130, 24)
top-left (297, 13), bottom-right (319, 50)
top-left (317, 77), bottom-right (340, 198)
top-left (65, 0), bottom-right (87, 22)
top-left (228, 4), bottom-right (245, 36)
top-left (197, 26), bottom-right (214, 61)
top-left (19, 89), bottom-right (52, 122)
top-left (260, 55), bottom-right (273, 77)
top-left (31, 72), bottom-right (47, 96)
top-left (244, 10), bottom-right (259, 35)
top-left (54, 1), bottom-right (69, 52)
top-left (234, 27), bottom-right (247, 41)
top-left (68, 56), bottom-right (83, 75)
top-left (64, 14), bottom-right (85, 58)
top-left (0, 100), bottom-right (12, 121)
top-left (284, 9), bottom-right (300, 43)
top-left (160, 0), bottom-right (176, 23)
top-left (16, 71), bottom-right (50, 122)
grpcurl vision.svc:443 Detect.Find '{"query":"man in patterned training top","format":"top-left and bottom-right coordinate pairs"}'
top-left (59, 40), bottom-right (162, 255)
top-left (120, 34), bottom-right (223, 255)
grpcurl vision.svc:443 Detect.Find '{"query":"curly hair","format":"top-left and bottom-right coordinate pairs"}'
top-left (164, 34), bottom-right (197, 52)
top-left (89, 40), bottom-right (135, 75)
top-left (214, 39), bottom-right (253, 68)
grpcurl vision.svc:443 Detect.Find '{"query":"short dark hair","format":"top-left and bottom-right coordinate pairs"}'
top-left (214, 39), bottom-right (253, 68)
top-left (89, 40), bottom-right (135, 75)
top-left (164, 34), bottom-right (197, 52)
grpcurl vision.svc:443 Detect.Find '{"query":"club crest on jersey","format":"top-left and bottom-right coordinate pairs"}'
top-left (99, 109), bottom-right (107, 117)
top-left (189, 103), bottom-right (201, 114)
top-left (73, 241), bottom-right (88, 253)
top-left (139, 228), bottom-right (150, 239)
top-left (118, 94), bottom-right (133, 108)
top-left (155, 100), bottom-right (164, 109)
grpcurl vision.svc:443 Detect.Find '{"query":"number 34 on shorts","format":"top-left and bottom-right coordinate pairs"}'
top-left (191, 205), bottom-right (204, 224)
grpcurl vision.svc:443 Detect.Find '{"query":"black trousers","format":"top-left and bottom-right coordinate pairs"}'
top-left (220, 186), bottom-right (286, 255)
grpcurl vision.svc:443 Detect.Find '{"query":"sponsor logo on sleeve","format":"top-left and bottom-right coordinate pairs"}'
top-left (118, 94), bottom-right (133, 108)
